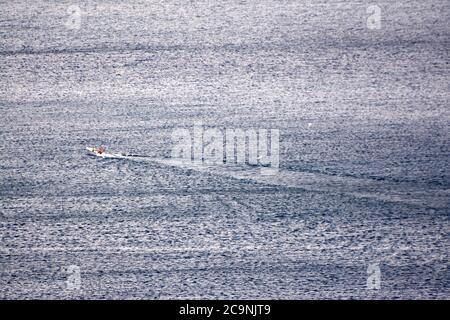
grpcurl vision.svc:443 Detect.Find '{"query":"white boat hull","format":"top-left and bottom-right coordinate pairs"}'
top-left (86, 147), bottom-right (125, 159)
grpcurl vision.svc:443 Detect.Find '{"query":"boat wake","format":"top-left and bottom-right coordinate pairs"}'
top-left (87, 148), bottom-right (449, 209)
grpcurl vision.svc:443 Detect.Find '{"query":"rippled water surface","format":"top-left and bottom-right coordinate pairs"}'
top-left (0, 0), bottom-right (449, 299)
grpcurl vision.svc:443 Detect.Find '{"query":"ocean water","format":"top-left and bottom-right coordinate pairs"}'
top-left (0, 0), bottom-right (449, 299)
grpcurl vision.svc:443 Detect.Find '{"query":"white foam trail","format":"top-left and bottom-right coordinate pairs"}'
top-left (107, 154), bottom-right (449, 209)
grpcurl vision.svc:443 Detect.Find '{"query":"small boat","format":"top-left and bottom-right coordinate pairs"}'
top-left (86, 146), bottom-right (126, 159)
